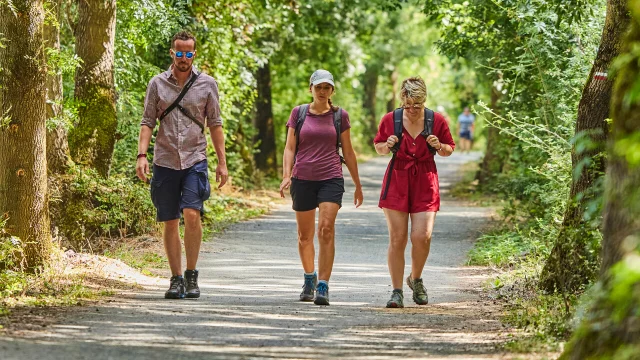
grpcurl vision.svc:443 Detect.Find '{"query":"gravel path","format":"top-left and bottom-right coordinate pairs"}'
top-left (1, 152), bottom-right (515, 360)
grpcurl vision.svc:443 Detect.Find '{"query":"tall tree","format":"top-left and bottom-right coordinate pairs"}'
top-left (477, 74), bottom-right (504, 185)
top-left (561, 2), bottom-right (640, 356)
top-left (540, 0), bottom-right (630, 293)
top-left (362, 64), bottom-right (380, 140)
top-left (45, 0), bottom-right (71, 174)
top-left (254, 63), bottom-right (278, 176)
top-left (69, 0), bottom-right (117, 177)
top-left (0, 0), bottom-right (53, 268)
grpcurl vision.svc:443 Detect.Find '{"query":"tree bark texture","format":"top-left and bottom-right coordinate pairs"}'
top-left (0, 0), bottom-right (53, 269)
top-left (386, 68), bottom-right (398, 113)
top-left (253, 63), bottom-right (277, 176)
top-left (540, 0), bottom-right (631, 293)
top-left (477, 76), bottom-right (504, 186)
top-left (561, 2), bottom-right (640, 356)
top-left (69, 0), bottom-right (117, 177)
top-left (45, 0), bottom-right (70, 174)
top-left (363, 64), bottom-right (379, 143)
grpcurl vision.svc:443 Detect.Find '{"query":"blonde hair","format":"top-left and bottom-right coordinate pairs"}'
top-left (400, 76), bottom-right (427, 104)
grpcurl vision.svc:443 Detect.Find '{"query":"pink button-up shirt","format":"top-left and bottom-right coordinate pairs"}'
top-left (141, 66), bottom-right (223, 170)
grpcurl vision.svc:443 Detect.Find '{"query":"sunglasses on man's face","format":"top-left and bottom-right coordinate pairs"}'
top-left (172, 50), bottom-right (195, 59)
top-left (402, 104), bottom-right (423, 110)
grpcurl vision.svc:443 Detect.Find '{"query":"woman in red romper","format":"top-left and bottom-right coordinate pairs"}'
top-left (373, 76), bottom-right (455, 308)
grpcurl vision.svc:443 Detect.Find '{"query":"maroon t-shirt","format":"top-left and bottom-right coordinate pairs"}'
top-left (286, 106), bottom-right (351, 181)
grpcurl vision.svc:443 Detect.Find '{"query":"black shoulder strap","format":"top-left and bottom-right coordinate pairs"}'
top-left (159, 72), bottom-right (200, 122)
top-left (333, 108), bottom-right (346, 164)
top-left (391, 108), bottom-right (403, 153)
top-left (293, 104), bottom-right (309, 163)
top-left (382, 109), bottom-right (404, 200)
top-left (422, 108), bottom-right (436, 155)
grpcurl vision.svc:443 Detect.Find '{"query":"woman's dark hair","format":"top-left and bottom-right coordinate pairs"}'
top-left (172, 30), bottom-right (197, 50)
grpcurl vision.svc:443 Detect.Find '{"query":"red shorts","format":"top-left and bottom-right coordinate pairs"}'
top-left (378, 158), bottom-right (440, 213)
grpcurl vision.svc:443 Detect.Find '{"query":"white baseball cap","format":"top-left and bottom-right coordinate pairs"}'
top-left (309, 69), bottom-right (335, 87)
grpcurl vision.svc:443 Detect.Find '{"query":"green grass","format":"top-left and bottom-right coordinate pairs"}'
top-left (103, 244), bottom-right (166, 275)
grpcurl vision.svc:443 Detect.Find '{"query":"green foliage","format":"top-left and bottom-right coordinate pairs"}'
top-left (202, 194), bottom-right (269, 235)
top-left (50, 166), bottom-right (159, 249)
top-left (0, 234), bottom-right (27, 298)
top-left (562, 253), bottom-right (640, 359)
top-left (103, 243), bottom-right (166, 275)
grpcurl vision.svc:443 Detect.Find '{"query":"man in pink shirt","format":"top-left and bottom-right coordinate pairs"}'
top-left (136, 31), bottom-right (228, 299)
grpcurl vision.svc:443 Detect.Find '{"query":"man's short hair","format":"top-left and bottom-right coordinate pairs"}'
top-left (171, 31), bottom-right (196, 50)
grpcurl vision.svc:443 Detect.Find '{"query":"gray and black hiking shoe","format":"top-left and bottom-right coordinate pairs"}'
top-left (300, 273), bottom-right (317, 302)
top-left (386, 289), bottom-right (404, 308)
top-left (314, 282), bottom-right (330, 305)
top-left (184, 269), bottom-right (200, 298)
top-left (406, 274), bottom-right (428, 305)
top-left (165, 275), bottom-right (186, 299)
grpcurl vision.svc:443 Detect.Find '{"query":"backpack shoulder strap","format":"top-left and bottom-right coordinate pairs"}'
top-left (295, 104), bottom-right (309, 136)
top-left (423, 108), bottom-right (435, 136)
top-left (333, 108), bottom-right (345, 164)
top-left (391, 108), bottom-right (404, 153)
top-left (423, 108), bottom-right (437, 154)
top-left (294, 104), bottom-right (309, 162)
top-left (333, 107), bottom-right (342, 147)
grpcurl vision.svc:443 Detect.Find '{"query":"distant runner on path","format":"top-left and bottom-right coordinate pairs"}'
top-left (373, 76), bottom-right (455, 308)
top-left (457, 107), bottom-right (475, 153)
top-left (136, 31), bottom-right (228, 300)
top-left (279, 69), bottom-right (364, 306)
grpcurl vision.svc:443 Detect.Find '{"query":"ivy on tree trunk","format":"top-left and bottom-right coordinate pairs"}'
top-left (69, 0), bottom-right (117, 177)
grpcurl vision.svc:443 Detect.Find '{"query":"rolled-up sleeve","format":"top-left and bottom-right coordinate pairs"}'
top-left (206, 79), bottom-right (223, 127)
top-left (141, 79), bottom-right (158, 129)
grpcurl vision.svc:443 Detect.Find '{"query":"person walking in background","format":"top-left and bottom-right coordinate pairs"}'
top-left (373, 76), bottom-right (455, 308)
top-left (136, 31), bottom-right (228, 299)
top-left (457, 107), bottom-right (475, 153)
top-left (436, 105), bottom-right (452, 126)
top-left (279, 69), bottom-right (364, 306)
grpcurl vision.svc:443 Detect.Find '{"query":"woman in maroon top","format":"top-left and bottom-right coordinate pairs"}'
top-left (373, 76), bottom-right (455, 308)
top-left (279, 69), bottom-right (364, 306)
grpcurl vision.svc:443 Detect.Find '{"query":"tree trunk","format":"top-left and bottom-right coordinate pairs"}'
top-left (69, 0), bottom-right (117, 177)
top-left (253, 63), bottom-right (277, 176)
top-left (539, 0), bottom-right (630, 293)
top-left (386, 68), bottom-right (398, 113)
top-left (45, 0), bottom-right (70, 174)
top-left (477, 76), bottom-right (504, 186)
top-left (560, 3), bottom-right (640, 357)
top-left (0, 0), bottom-right (53, 269)
top-left (363, 64), bottom-right (379, 142)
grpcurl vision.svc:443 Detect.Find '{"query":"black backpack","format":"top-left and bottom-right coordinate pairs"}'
top-left (381, 107), bottom-right (436, 200)
top-left (294, 104), bottom-right (346, 164)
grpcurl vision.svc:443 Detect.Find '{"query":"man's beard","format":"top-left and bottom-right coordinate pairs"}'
top-left (175, 62), bottom-right (190, 72)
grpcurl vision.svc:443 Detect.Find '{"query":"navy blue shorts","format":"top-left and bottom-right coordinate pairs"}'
top-left (150, 160), bottom-right (211, 222)
top-left (460, 130), bottom-right (472, 140)
top-left (290, 177), bottom-right (344, 212)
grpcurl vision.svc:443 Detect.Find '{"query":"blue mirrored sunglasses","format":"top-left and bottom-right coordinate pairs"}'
top-left (172, 50), bottom-right (195, 59)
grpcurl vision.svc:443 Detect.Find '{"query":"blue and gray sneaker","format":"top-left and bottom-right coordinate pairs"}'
top-left (314, 282), bottom-right (330, 306)
top-left (300, 273), bottom-right (317, 302)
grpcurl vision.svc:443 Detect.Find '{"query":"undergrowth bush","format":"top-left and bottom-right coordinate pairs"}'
top-left (49, 165), bottom-right (159, 251)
